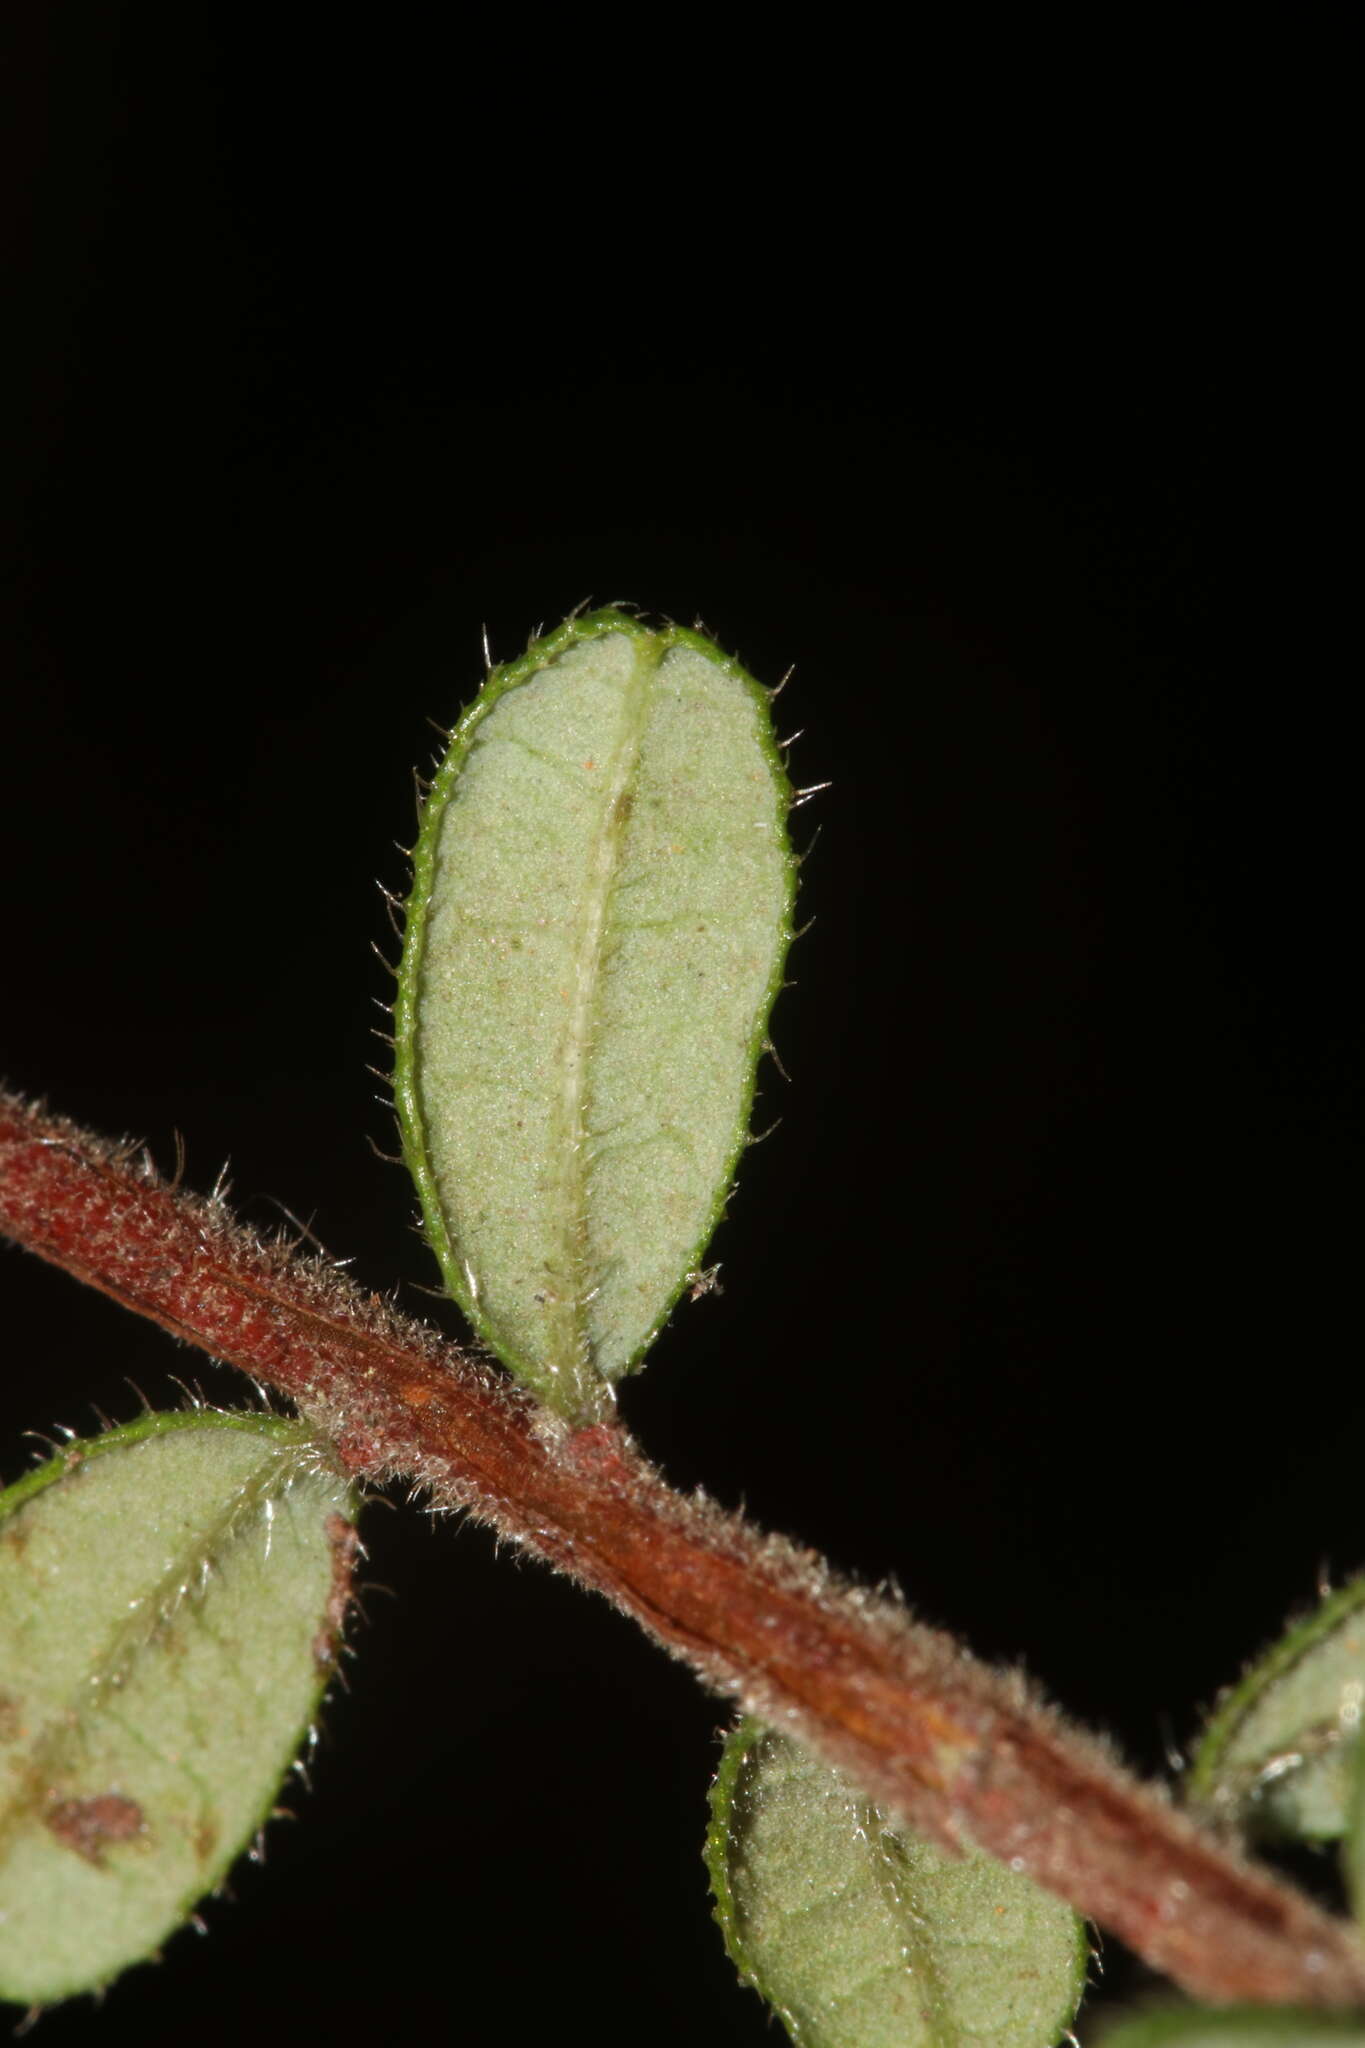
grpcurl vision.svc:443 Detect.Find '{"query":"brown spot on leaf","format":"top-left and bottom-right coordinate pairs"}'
top-left (194, 1814), bottom-right (219, 1864)
top-left (0, 1691), bottom-right (22, 1741)
top-left (46, 1792), bottom-right (145, 1866)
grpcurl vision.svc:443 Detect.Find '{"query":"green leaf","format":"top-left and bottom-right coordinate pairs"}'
top-left (1186, 1573), bottom-right (1365, 1843)
top-left (705, 1721), bottom-right (1087, 2048)
top-left (0, 1409), bottom-right (358, 2004)
top-left (1099, 2008), bottom-right (1365, 2048)
top-left (396, 607), bottom-right (796, 1420)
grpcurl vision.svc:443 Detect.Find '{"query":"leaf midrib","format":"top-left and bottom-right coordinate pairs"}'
top-left (0, 1443), bottom-right (309, 1854)
top-left (862, 1805), bottom-right (960, 2048)
top-left (545, 631), bottom-right (661, 1401)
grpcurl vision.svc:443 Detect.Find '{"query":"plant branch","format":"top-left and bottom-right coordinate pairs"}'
top-left (3, 1087), bottom-right (1363, 2006)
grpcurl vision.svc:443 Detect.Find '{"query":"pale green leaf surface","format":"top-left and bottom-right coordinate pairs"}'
top-left (0, 1411), bottom-right (357, 2004)
top-left (396, 609), bottom-right (795, 1419)
top-left (706, 1722), bottom-right (1087, 2048)
top-left (1100, 2008), bottom-right (1365, 2048)
top-left (1186, 1574), bottom-right (1365, 1842)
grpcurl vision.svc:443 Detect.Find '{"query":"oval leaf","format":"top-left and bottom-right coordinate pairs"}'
top-left (705, 1721), bottom-right (1087, 2048)
top-left (0, 1410), bottom-right (358, 2004)
top-left (1186, 1573), bottom-right (1365, 1843)
top-left (396, 608), bottom-right (796, 1420)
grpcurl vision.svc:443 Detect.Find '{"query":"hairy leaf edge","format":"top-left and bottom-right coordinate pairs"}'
top-left (393, 607), bottom-right (799, 1413)
top-left (0, 1409), bottom-right (358, 2004)
top-left (1185, 1571), bottom-right (1365, 1818)
top-left (704, 1717), bottom-right (1091, 2048)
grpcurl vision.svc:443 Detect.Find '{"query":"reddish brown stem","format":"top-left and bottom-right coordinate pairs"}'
top-left (3, 1088), bottom-right (1363, 2006)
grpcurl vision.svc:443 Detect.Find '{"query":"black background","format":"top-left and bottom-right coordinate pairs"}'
top-left (1, 16), bottom-right (1356, 2044)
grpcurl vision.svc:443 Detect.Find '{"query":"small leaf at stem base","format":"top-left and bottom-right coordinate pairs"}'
top-left (706, 1720), bottom-right (1087, 2048)
top-left (1187, 1572), bottom-right (1365, 1844)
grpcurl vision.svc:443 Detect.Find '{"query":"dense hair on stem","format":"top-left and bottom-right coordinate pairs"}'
top-left (3, 1087), bottom-right (1365, 2005)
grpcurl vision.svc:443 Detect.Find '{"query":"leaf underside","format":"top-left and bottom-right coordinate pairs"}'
top-left (1186, 1572), bottom-right (1365, 1843)
top-left (0, 1411), bottom-right (357, 2004)
top-left (705, 1722), bottom-right (1087, 2048)
top-left (396, 609), bottom-right (795, 1419)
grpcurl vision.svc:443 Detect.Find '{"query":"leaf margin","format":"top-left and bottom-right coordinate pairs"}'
top-left (1185, 1570), bottom-right (1365, 1839)
top-left (393, 605), bottom-right (798, 1414)
top-left (0, 1406), bottom-right (359, 2005)
top-left (705, 1715), bottom-right (1090, 2048)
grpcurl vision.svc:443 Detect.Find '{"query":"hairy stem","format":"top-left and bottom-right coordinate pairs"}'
top-left (2, 1087), bottom-right (1363, 2006)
